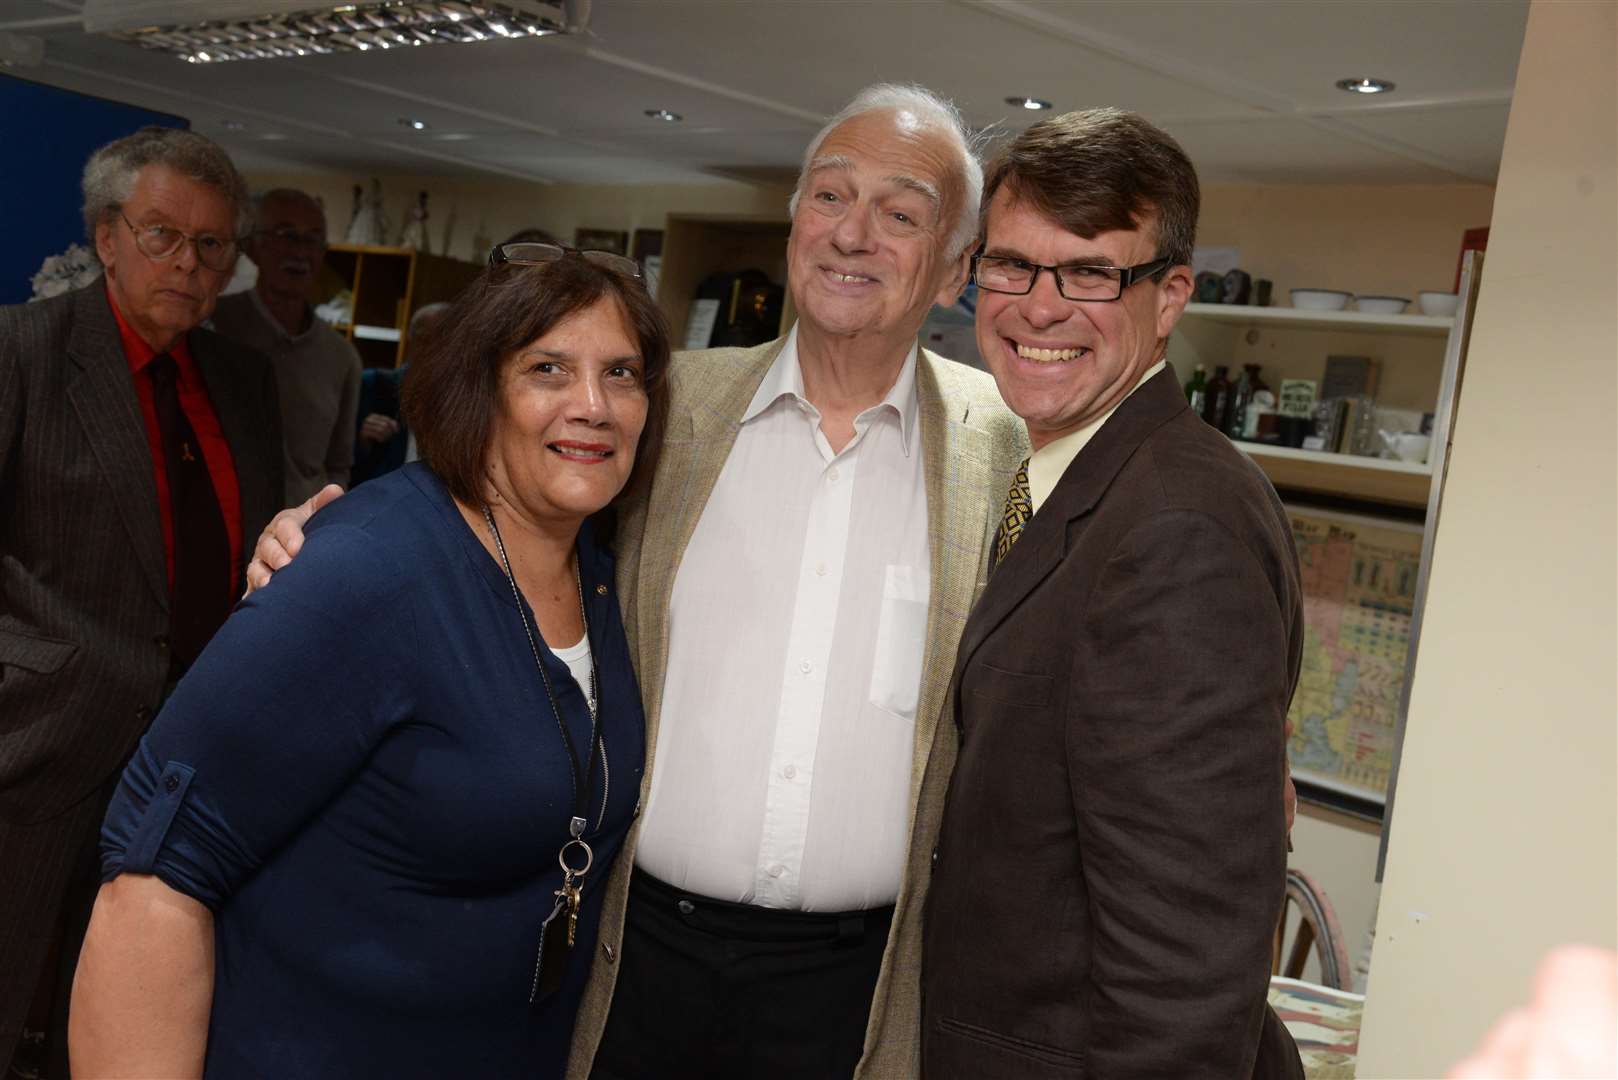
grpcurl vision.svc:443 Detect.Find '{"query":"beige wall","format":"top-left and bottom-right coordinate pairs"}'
top-left (1199, 183), bottom-right (1496, 306)
top-left (1357, 1), bottom-right (1618, 1075)
top-left (242, 171), bottom-right (792, 263)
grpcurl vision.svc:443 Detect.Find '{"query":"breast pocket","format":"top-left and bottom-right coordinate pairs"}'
top-left (867, 563), bottom-right (929, 720)
top-left (963, 662), bottom-right (1054, 709)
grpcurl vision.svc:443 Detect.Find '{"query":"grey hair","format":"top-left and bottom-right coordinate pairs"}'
top-left (81, 126), bottom-right (253, 251)
top-left (789, 83), bottom-right (984, 260)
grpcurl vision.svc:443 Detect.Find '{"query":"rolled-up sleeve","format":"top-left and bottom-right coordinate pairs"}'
top-left (100, 521), bottom-right (415, 909)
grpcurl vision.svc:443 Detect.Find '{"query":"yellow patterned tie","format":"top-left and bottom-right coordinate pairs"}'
top-left (993, 458), bottom-right (1032, 570)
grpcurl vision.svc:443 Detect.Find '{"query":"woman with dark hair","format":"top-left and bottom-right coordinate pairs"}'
top-left (69, 245), bottom-right (669, 1079)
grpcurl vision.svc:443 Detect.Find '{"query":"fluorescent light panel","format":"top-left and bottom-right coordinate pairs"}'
top-left (103, 2), bottom-right (570, 63)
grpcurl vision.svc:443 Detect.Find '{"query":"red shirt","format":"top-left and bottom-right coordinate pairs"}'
top-left (108, 287), bottom-right (244, 595)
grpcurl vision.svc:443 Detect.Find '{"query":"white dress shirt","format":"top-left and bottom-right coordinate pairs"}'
top-left (1027, 360), bottom-right (1166, 513)
top-left (634, 327), bottom-right (931, 911)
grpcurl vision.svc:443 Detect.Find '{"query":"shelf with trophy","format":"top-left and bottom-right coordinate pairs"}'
top-left (315, 183), bottom-right (481, 368)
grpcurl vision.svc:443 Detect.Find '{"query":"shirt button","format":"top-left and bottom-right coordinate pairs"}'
top-left (783, 764), bottom-right (797, 780)
top-left (799, 660), bottom-right (812, 674)
top-left (163, 774), bottom-right (180, 793)
top-left (827, 467), bottom-right (840, 483)
top-left (768, 864), bottom-right (786, 879)
top-left (596, 584), bottom-right (608, 596)
top-left (154, 634), bottom-right (169, 650)
top-left (815, 562), bottom-right (828, 577)
top-left (677, 900), bottom-right (695, 915)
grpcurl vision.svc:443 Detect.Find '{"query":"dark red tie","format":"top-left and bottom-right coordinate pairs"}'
top-left (149, 353), bottom-right (231, 671)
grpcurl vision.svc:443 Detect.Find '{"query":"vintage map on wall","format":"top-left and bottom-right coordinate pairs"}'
top-left (1286, 508), bottom-right (1425, 805)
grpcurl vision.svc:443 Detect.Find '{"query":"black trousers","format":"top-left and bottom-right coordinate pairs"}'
top-left (591, 870), bottom-right (894, 1080)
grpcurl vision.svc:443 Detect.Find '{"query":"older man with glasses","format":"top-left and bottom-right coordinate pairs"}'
top-left (212, 188), bottom-right (362, 505)
top-left (0, 125), bottom-right (283, 1078)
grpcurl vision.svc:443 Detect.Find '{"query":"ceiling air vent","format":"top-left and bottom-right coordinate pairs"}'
top-left (82, 0), bottom-right (590, 63)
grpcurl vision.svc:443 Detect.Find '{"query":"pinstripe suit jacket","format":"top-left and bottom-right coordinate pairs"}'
top-left (0, 283), bottom-right (283, 829)
top-left (567, 335), bottom-right (1028, 1079)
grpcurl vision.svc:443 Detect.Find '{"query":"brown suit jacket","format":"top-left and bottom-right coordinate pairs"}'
top-left (920, 368), bottom-right (1305, 1079)
top-left (0, 282), bottom-right (283, 1047)
top-left (566, 336), bottom-right (1028, 1079)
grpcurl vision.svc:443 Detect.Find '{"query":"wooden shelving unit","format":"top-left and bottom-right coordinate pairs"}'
top-left (319, 243), bottom-right (481, 367)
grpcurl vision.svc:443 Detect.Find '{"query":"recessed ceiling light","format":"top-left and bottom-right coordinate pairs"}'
top-left (220, 119), bottom-right (246, 131)
top-left (1005, 96), bottom-right (1052, 111)
top-left (399, 117), bottom-right (430, 131)
top-left (433, 132), bottom-right (475, 141)
top-left (1336, 77), bottom-right (1395, 95)
top-left (645, 108), bottom-right (683, 122)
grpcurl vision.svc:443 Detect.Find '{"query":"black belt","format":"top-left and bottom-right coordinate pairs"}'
top-left (630, 868), bottom-right (894, 947)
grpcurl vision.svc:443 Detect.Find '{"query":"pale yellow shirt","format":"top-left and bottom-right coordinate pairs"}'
top-left (1027, 360), bottom-right (1167, 513)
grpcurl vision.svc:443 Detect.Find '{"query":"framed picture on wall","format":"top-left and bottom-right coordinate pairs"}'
top-left (574, 228), bottom-right (628, 255)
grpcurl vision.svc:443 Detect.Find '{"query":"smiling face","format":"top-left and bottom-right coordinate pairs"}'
top-left (485, 296), bottom-right (650, 527)
top-left (787, 109), bottom-right (969, 354)
top-left (95, 163), bottom-right (237, 351)
top-left (976, 187), bottom-right (1192, 450)
top-left (246, 193), bottom-right (326, 306)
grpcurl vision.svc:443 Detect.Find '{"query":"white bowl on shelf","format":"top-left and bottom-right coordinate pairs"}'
top-left (1418, 290), bottom-right (1460, 316)
top-left (1290, 288), bottom-right (1351, 311)
top-left (1356, 295), bottom-right (1410, 315)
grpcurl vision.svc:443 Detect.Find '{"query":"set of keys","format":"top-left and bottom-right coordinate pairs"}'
top-left (557, 871), bottom-right (582, 947)
top-left (531, 826), bottom-right (597, 1005)
top-left (557, 822), bottom-right (594, 948)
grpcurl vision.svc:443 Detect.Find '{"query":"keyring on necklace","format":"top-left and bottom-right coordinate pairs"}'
top-left (559, 838), bottom-right (594, 877)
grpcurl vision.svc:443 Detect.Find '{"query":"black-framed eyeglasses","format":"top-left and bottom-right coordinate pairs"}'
top-left (971, 253), bottom-right (1172, 302)
top-left (119, 212), bottom-right (238, 272)
top-left (489, 241), bottom-right (641, 280)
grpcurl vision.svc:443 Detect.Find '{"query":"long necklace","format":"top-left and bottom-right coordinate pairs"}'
top-left (480, 504), bottom-right (605, 820)
top-left (480, 504), bottom-right (608, 1004)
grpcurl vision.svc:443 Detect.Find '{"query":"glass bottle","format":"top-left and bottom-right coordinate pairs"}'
top-left (1184, 364), bottom-right (1208, 416)
top-left (1240, 364), bottom-right (1269, 438)
top-left (1204, 365), bottom-right (1232, 430)
top-left (1224, 365), bottom-right (1253, 439)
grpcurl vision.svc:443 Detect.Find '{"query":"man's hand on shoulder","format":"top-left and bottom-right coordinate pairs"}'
top-left (243, 484), bottom-right (345, 595)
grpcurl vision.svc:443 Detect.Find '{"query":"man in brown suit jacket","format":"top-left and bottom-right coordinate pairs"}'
top-left (920, 110), bottom-right (1305, 1077)
top-left (0, 128), bottom-right (282, 1076)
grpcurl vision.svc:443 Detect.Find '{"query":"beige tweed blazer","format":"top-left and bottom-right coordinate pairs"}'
top-left (566, 335), bottom-right (1027, 1079)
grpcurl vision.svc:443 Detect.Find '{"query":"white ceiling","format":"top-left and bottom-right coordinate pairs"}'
top-left (2, 0), bottom-right (1530, 189)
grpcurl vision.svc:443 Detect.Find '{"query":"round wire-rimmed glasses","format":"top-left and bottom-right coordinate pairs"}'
top-left (119, 212), bottom-right (238, 272)
top-left (489, 241), bottom-right (642, 280)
